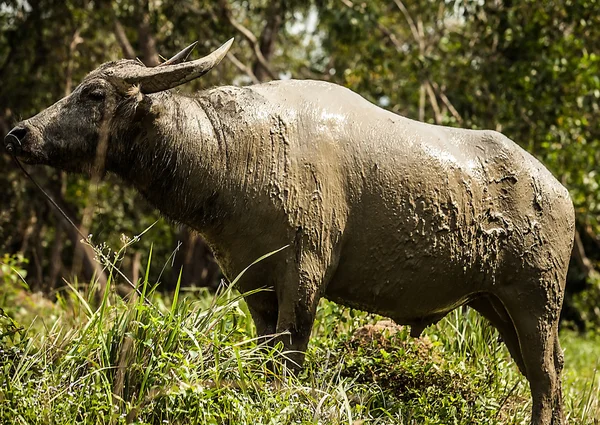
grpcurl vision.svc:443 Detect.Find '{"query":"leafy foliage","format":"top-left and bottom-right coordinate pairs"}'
top-left (0, 0), bottom-right (599, 334)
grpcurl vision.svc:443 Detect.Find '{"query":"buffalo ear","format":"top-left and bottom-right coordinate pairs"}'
top-left (106, 38), bottom-right (234, 94)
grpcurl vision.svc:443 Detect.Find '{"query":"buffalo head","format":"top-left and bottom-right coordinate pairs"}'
top-left (4, 39), bottom-right (233, 174)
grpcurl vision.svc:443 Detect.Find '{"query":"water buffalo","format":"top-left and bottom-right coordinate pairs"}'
top-left (4, 40), bottom-right (574, 425)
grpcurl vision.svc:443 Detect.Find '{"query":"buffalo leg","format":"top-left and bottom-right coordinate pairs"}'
top-left (551, 334), bottom-right (565, 423)
top-left (468, 296), bottom-right (527, 376)
top-left (274, 283), bottom-right (320, 372)
top-left (500, 285), bottom-right (564, 425)
top-left (273, 249), bottom-right (328, 372)
top-left (245, 290), bottom-right (279, 342)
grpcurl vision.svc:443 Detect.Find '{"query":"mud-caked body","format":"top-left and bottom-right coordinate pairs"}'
top-left (4, 41), bottom-right (574, 425)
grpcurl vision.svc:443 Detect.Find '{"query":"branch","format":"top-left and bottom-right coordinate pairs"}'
top-left (226, 52), bottom-right (260, 84)
top-left (339, 0), bottom-right (461, 126)
top-left (218, 0), bottom-right (277, 81)
top-left (64, 28), bottom-right (83, 96)
top-left (419, 84), bottom-right (425, 121)
top-left (339, 0), bottom-right (404, 53)
top-left (424, 80), bottom-right (442, 124)
top-left (573, 229), bottom-right (597, 279)
top-left (390, 2), bottom-right (461, 124)
top-left (376, 20), bottom-right (404, 52)
top-left (583, 223), bottom-right (600, 252)
top-left (137, 2), bottom-right (160, 67)
top-left (430, 81), bottom-right (463, 123)
top-left (114, 18), bottom-right (136, 59)
top-left (392, 0), bottom-right (424, 51)
top-left (253, 0), bottom-right (284, 81)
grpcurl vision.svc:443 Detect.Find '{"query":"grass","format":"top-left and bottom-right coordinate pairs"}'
top-left (1, 249), bottom-right (599, 424)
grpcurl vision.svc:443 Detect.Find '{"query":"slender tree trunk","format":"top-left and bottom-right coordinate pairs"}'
top-left (30, 220), bottom-right (45, 291)
top-left (0, 114), bottom-right (9, 135)
top-left (114, 19), bottom-right (136, 59)
top-left (46, 173), bottom-right (68, 292)
top-left (253, 1), bottom-right (284, 82)
top-left (137, 0), bottom-right (160, 66)
top-left (47, 222), bottom-right (65, 292)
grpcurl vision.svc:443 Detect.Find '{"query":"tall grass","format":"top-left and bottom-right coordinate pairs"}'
top-left (1, 243), bottom-right (599, 424)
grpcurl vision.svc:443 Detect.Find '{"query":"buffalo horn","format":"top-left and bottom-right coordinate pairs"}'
top-left (108, 38), bottom-right (234, 94)
top-left (158, 41), bottom-right (199, 67)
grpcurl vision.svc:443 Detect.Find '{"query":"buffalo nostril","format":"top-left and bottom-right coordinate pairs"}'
top-left (4, 126), bottom-right (28, 154)
top-left (7, 126), bottom-right (28, 142)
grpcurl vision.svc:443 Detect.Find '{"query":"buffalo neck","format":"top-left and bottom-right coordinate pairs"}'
top-left (108, 91), bottom-right (232, 236)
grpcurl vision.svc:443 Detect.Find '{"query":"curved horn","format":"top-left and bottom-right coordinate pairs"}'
top-left (158, 41), bottom-right (198, 67)
top-left (108, 38), bottom-right (233, 94)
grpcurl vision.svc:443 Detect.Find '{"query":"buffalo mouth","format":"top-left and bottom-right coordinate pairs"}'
top-left (10, 139), bottom-right (49, 165)
top-left (15, 150), bottom-right (44, 164)
top-left (10, 140), bottom-right (42, 163)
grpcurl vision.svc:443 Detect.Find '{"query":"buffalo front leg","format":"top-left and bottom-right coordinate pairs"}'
top-left (245, 290), bottom-right (279, 343)
top-left (274, 280), bottom-right (321, 372)
top-left (273, 252), bottom-right (330, 372)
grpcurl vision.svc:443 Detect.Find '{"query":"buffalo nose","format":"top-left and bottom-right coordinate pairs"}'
top-left (4, 126), bottom-right (27, 154)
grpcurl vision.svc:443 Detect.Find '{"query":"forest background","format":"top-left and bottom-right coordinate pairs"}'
top-left (1, 1), bottom-right (600, 424)
top-left (0, 0), bottom-right (599, 327)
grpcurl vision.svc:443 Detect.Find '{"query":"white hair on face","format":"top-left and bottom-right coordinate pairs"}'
top-left (126, 84), bottom-right (143, 102)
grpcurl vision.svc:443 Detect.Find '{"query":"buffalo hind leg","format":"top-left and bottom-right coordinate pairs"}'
top-left (551, 334), bottom-right (565, 422)
top-left (468, 295), bottom-right (527, 377)
top-left (500, 285), bottom-right (565, 425)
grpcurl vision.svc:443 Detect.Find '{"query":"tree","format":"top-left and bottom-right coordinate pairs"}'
top-left (1, 0), bottom-right (599, 327)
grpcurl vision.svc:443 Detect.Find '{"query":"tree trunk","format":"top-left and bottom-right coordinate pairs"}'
top-left (46, 222), bottom-right (65, 293)
top-left (253, 1), bottom-right (284, 82)
top-left (137, 1), bottom-right (160, 66)
top-left (114, 19), bottom-right (136, 59)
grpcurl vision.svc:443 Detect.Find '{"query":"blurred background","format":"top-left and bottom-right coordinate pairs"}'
top-left (0, 0), bottom-right (598, 329)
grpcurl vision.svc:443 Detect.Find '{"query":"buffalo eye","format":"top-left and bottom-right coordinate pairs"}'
top-left (82, 86), bottom-right (106, 102)
top-left (88, 90), bottom-right (105, 101)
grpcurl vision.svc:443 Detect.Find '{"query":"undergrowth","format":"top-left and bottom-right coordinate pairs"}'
top-left (0, 244), bottom-right (599, 425)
